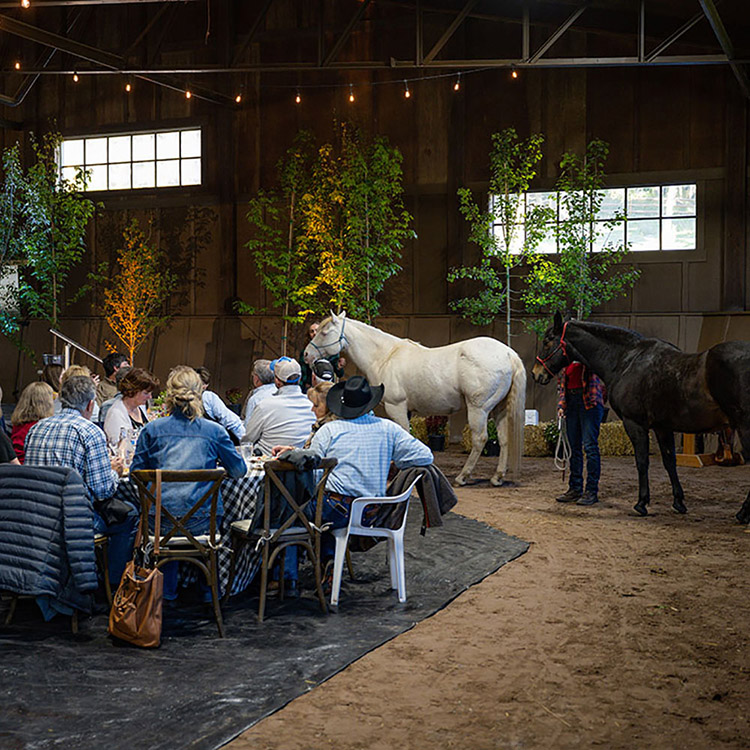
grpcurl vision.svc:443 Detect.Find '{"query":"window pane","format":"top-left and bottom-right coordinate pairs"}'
top-left (156, 159), bottom-right (180, 187)
top-left (535, 226), bottom-right (557, 254)
top-left (61, 139), bottom-right (83, 167)
top-left (526, 191), bottom-right (557, 222)
top-left (132, 133), bottom-right (155, 161)
top-left (85, 137), bottom-right (108, 165)
top-left (108, 136), bottom-right (131, 163)
top-left (558, 191), bottom-right (586, 221)
top-left (61, 166), bottom-right (79, 183)
top-left (181, 157), bottom-right (201, 185)
top-left (627, 186), bottom-right (659, 218)
top-left (108, 163), bottom-right (131, 190)
top-left (181, 129), bottom-right (201, 158)
top-left (593, 221), bottom-right (625, 252)
top-left (628, 219), bottom-right (660, 250)
top-left (156, 131), bottom-right (180, 159)
top-left (132, 161), bottom-right (155, 189)
top-left (597, 188), bottom-right (625, 220)
top-left (662, 184), bottom-right (696, 217)
top-left (87, 164), bottom-right (108, 191)
top-left (662, 218), bottom-right (696, 250)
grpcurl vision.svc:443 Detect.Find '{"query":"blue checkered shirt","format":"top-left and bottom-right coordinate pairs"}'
top-left (25, 409), bottom-right (118, 504)
top-left (310, 412), bottom-right (433, 498)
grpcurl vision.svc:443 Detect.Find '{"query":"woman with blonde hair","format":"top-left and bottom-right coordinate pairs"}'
top-left (10, 382), bottom-right (55, 463)
top-left (304, 381), bottom-right (337, 448)
top-left (130, 366), bottom-right (246, 602)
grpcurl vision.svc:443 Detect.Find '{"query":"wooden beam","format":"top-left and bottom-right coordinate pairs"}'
top-left (423, 0), bottom-right (477, 65)
top-left (232, 0), bottom-right (274, 67)
top-left (322, 0), bottom-right (371, 67)
top-left (699, 0), bottom-right (750, 99)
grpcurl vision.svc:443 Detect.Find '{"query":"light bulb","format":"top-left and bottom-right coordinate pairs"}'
top-left (295, 92), bottom-right (301, 104)
top-left (21, 0), bottom-right (30, 9)
top-left (14, 61), bottom-right (20, 70)
top-left (235, 93), bottom-right (242, 103)
top-left (511, 68), bottom-right (518, 79)
top-left (404, 80), bottom-right (410, 98)
top-left (453, 73), bottom-right (461, 92)
top-left (348, 84), bottom-right (354, 103)
top-left (72, 71), bottom-right (79, 83)
top-left (185, 90), bottom-right (192, 99)
top-left (125, 82), bottom-right (131, 93)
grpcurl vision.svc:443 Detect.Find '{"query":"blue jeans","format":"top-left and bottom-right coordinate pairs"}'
top-left (565, 392), bottom-right (604, 495)
top-left (93, 504), bottom-right (138, 586)
top-left (282, 494), bottom-right (353, 582)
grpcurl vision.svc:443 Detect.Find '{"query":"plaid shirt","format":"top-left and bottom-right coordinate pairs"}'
top-left (25, 408), bottom-right (118, 504)
top-left (557, 366), bottom-right (607, 412)
top-left (310, 412), bottom-right (433, 498)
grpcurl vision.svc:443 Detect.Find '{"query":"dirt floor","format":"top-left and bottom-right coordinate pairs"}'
top-left (227, 448), bottom-right (750, 750)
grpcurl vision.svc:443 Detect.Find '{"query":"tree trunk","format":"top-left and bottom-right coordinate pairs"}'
top-left (505, 265), bottom-right (511, 344)
top-left (282, 189), bottom-right (297, 357)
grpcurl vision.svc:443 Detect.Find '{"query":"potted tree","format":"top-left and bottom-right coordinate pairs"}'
top-left (425, 415), bottom-right (449, 452)
top-left (482, 419), bottom-right (500, 456)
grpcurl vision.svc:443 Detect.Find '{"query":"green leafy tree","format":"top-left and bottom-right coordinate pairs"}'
top-left (299, 123), bottom-right (415, 321)
top-left (448, 128), bottom-right (552, 342)
top-left (0, 132), bottom-right (95, 346)
top-left (522, 139), bottom-right (640, 336)
top-left (240, 131), bottom-right (316, 354)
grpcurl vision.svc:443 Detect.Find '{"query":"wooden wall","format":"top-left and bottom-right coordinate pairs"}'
top-left (1, 3), bottom-right (748, 422)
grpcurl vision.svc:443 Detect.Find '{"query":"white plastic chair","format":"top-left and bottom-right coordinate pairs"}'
top-left (330, 474), bottom-right (423, 607)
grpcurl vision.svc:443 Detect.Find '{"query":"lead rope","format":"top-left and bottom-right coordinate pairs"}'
top-left (554, 414), bottom-right (572, 482)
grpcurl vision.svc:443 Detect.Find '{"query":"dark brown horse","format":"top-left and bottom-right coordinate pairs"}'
top-left (531, 313), bottom-right (750, 522)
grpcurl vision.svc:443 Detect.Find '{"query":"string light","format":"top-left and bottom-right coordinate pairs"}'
top-left (20, 0), bottom-right (30, 8)
top-left (403, 80), bottom-right (411, 99)
top-left (235, 93), bottom-right (242, 103)
top-left (295, 90), bottom-right (301, 104)
top-left (14, 61), bottom-right (20, 70)
top-left (72, 71), bottom-right (79, 83)
top-left (453, 73), bottom-right (461, 92)
top-left (125, 81), bottom-right (131, 93)
top-left (348, 84), bottom-right (355, 103)
top-left (511, 67), bottom-right (518, 79)
top-left (185, 89), bottom-right (192, 99)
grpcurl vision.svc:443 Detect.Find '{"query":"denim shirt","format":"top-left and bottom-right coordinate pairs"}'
top-left (131, 412), bottom-right (246, 532)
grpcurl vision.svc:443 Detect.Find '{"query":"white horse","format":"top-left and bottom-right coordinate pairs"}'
top-left (304, 312), bottom-right (526, 486)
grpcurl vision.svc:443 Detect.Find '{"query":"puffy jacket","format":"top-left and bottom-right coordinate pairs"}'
top-left (0, 465), bottom-right (97, 614)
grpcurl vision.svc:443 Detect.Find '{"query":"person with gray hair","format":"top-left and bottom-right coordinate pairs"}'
top-left (241, 358), bottom-right (276, 429)
top-left (25, 375), bottom-right (137, 586)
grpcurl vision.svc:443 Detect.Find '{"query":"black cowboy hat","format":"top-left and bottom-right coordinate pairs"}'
top-left (326, 375), bottom-right (384, 419)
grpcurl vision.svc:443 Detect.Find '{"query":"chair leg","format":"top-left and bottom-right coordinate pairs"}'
top-left (4, 594), bottom-right (18, 625)
top-left (330, 531), bottom-right (349, 607)
top-left (310, 543), bottom-right (328, 615)
top-left (387, 537), bottom-right (398, 590)
top-left (345, 547), bottom-right (356, 581)
top-left (71, 610), bottom-right (79, 634)
top-left (258, 544), bottom-right (269, 623)
top-left (394, 535), bottom-right (407, 603)
top-left (225, 533), bottom-right (244, 603)
top-left (209, 553), bottom-right (225, 638)
top-left (100, 543), bottom-right (113, 607)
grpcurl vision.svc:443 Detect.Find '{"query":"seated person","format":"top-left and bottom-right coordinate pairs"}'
top-left (103, 367), bottom-right (159, 449)
top-left (97, 352), bottom-right (130, 406)
top-left (24, 375), bottom-right (135, 586)
top-left (311, 358), bottom-right (336, 387)
top-left (273, 375), bottom-right (433, 587)
top-left (10, 382), bottom-right (55, 463)
top-left (98, 365), bottom-right (132, 426)
top-left (242, 359), bottom-right (275, 426)
top-left (304, 381), bottom-right (336, 448)
top-left (130, 366), bottom-right (246, 602)
top-left (54, 365), bottom-right (101, 423)
top-left (40, 362), bottom-right (63, 396)
top-left (194, 366), bottom-right (246, 443)
top-left (299, 320), bottom-right (346, 392)
top-left (242, 357), bottom-right (315, 456)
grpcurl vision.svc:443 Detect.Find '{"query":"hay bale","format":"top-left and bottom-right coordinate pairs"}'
top-left (598, 421), bottom-right (634, 456)
top-left (525, 424), bottom-right (553, 457)
top-left (410, 416), bottom-right (428, 445)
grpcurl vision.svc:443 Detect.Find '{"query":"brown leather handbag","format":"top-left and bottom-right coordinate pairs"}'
top-left (109, 471), bottom-right (164, 648)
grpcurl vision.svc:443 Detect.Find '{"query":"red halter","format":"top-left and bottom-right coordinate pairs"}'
top-left (535, 320), bottom-right (570, 377)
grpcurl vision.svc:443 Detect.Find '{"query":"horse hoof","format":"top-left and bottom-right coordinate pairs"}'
top-left (736, 510), bottom-right (750, 525)
top-left (634, 503), bottom-right (648, 517)
top-left (672, 500), bottom-right (687, 514)
top-left (454, 476), bottom-right (467, 487)
top-left (490, 476), bottom-right (503, 487)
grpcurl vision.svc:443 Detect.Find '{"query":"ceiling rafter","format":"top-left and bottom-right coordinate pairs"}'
top-left (322, 0), bottom-right (371, 67)
top-left (423, 0), bottom-right (477, 65)
top-left (698, 0), bottom-right (750, 99)
top-left (526, 3), bottom-right (587, 64)
top-left (232, 0), bottom-right (274, 67)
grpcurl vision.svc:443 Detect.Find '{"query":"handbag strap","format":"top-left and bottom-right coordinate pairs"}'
top-left (153, 469), bottom-right (162, 557)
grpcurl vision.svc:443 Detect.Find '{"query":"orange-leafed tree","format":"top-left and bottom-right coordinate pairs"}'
top-left (103, 220), bottom-right (176, 364)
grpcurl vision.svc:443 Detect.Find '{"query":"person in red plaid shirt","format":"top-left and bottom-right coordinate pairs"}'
top-left (556, 361), bottom-right (607, 506)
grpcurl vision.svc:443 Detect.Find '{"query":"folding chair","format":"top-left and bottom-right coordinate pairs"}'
top-left (130, 469), bottom-right (226, 637)
top-left (227, 457), bottom-right (337, 622)
top-left (330, 474), bottom-right (423, 607)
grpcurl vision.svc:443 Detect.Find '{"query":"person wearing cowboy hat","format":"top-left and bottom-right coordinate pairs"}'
top-left (272, 375), bottom-right (433, 573)
top-left (241, 357), bottom-right (316, 456)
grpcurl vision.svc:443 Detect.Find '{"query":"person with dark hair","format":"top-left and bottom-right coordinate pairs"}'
top-left (97, 352), bottom-right (130, 406)
top-left (41, 363), bottom-right (64, 395)
top-left (25, 375), bottom-right (136, 586)
top-left (103, 367), bottom-right (160, 448)
top-left (299, 320), bottom-right (345, 392)
top-left (193, 366), bottom-right (246, 443)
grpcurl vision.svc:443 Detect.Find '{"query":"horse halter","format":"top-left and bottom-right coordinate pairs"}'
top-left (535, 320), bottom-right (570, 377)
top-left (307, 316), bottom-right (347, 359)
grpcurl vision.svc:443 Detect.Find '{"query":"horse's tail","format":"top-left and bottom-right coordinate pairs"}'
top-left (504, 350), bottom-right (527, 479)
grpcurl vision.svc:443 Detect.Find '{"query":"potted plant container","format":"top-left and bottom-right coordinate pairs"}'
top-left (425, 415), bottom-right (448, 452)
top-left (482, 418), bottom-right (499, 456)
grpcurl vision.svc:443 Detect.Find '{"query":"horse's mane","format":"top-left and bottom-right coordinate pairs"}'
top-left (322, 315), bottom-right (427, 349)
top-left (575, 319), bottom-right (680, 351)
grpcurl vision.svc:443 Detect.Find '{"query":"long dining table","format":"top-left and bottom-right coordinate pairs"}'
top-left (113, 467), bottom-right (266, 596)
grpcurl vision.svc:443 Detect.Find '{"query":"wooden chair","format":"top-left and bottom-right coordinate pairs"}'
top-left (227, 457), bottom-right (337, 622)
top-left (94, 535), bottom-right (113, 607)
top-left (130, 468), bottom-right (226, 637)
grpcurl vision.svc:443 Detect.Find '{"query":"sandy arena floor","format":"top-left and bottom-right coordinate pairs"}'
top-left (227, 449), bottom-right (750, 750)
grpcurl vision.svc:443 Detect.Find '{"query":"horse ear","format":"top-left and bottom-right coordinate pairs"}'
top-left (553, 312), bottom-right (563, 333)
top-left (330, 310), bottom-right (338, 323)
top-left (340, 310), bottom-right (347, 319)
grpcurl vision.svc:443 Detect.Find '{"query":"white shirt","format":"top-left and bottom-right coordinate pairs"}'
top-left (242, 383), bottom-right (276, 428)
top-left (242, 384), bottom-right (316, 455)
top-left (103, 397), bottom-right (147, 447)
top-left (202, 389), bottom-right (246, 440)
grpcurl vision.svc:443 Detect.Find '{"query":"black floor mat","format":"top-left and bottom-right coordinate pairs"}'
top-left (0, 509), bottom-right (528, 750)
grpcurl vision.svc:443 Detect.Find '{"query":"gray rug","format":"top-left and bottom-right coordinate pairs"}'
top-left (0, 508), bottom-right (528, 750)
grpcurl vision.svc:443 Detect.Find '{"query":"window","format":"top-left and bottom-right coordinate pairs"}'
top-left (492, 182), bottom-right (697, 254)
top-left (58, 128), bottom-right (202, 191)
